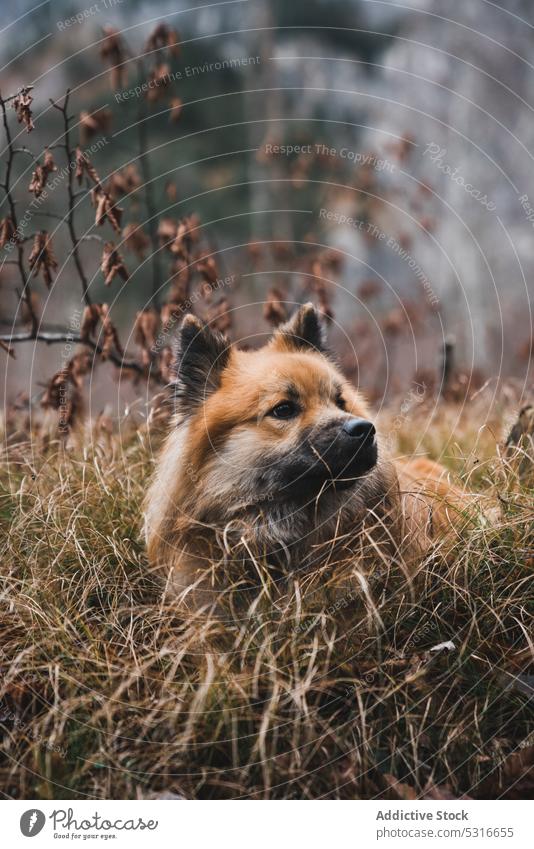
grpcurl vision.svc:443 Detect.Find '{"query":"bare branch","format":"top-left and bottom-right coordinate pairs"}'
top-left (51, 90), bottom-right (92, 306)
top-left (136, 58), bottom-right (162, 309)
top-left (0, 92), bottom-right (39, 334)
top-left (13, 147), bottom-right (38, 161)
top-left (0, 329), bottom-right (159, 378)
top-left (0, 86), bottom-right (34, 104)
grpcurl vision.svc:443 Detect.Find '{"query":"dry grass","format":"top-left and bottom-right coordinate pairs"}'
top-left (0, 398), bottom-right (533, 800)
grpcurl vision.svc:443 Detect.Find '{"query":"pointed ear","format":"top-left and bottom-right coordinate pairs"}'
top-left (174, 314), bottom-right (231, 409)
top-left (271, 302), bottom-right (326, 353)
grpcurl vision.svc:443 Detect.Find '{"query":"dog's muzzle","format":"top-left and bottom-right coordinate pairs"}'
top-left (274, 417), bottom-right (378, 497)
top-left (325, 416), bottom-right (378, 484)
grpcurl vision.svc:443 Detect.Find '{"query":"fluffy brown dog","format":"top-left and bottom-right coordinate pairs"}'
top-left (145, 304), bottom-right (466, 608)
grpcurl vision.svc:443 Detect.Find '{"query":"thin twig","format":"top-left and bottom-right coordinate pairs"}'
top-left (0, 92), bottom-right (39, 335)
top-left (0, 86), bottom-right (34, 105)
top-left (50, 90), bottom-right (92, 306)
top-left (136, 59), bottom-right (161, 309)
top-left (0, 329), bottom-right (156, 377)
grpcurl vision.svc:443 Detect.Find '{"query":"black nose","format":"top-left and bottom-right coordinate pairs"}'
top-left (342, 417), bottom-right (376, 441)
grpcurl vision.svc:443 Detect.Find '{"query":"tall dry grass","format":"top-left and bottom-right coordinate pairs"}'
top-left (0, 397), bottom-right (532, 800)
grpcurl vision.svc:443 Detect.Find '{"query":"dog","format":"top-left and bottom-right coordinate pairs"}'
top-left (145, 303), bottom-right (467, 609)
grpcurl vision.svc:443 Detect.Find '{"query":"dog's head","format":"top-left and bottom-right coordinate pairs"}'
top-left (171, 304), bottom-right (378, 517)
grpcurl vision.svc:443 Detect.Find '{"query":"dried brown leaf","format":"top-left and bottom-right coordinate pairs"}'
top-left (12, 87), bottom-right (34, 133)
top-left (101, 241), bottom-right (129, 286)
top-left (28, 232), bottom-right (58, 289)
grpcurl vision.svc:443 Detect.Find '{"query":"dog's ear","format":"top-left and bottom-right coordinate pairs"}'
top-left (174, 314), bottom-right (231, 408)
top-left (271, 302), bottom-right (326, 353)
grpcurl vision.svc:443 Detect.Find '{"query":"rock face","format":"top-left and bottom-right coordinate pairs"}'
top-left (359, 0), bottom-right (534, 369)
top-left (244, 0), bottom-right (534, 372)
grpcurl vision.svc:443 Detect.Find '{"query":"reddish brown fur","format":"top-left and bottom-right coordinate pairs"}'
top-left (145, 305), bottom-right (470, 609)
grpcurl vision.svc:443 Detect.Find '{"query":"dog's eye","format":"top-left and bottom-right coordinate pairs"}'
top-left (335, 395), bottom-right (347, 411)
top-left (269, 401), bottom-right (300, 420)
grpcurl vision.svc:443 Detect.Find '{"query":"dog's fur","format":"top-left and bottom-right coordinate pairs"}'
top-left (145, 304), bottom-right (466, 608)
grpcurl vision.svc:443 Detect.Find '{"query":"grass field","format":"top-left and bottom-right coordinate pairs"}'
top-left (0, 394), bottom-right (533, 800)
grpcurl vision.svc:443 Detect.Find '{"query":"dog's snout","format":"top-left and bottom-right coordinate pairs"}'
top-left (342, 417), bottom-right (376, 441)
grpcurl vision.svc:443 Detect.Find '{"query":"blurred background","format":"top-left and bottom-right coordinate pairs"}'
top-left (1, 0), bottom-right (533, 421)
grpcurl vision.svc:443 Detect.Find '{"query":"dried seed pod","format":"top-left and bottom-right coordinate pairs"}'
top-left (207, 297), bottom-right (231, 334)
top-left (317, 291), bottom-right (334, 323)
top-left (28, 148), bottom-right (57, 198)
top-left (91, 187), bottom-right (123, 233)
top-left (12, 87), bottom-right (34, 132)
top-left (161, 302), bottom-right (183, 329)
top-left (100, 26), bottom-right (127, 89)
top-left (28, 232), bottom-right (58, 289)
top-left (106, 164), bottom-right (141, 199)
top-left (247, 241), bottom-right (262, 263)
top-left (263, 288), bottom-right (287, 327)
top-left (320, 248), bottom-right (343, 273)
top-left (80, 304), bottom-right (102, 342)
top-left (101, 241), bottom-right (129, 286)
top-left (99, 303), bottom-right (124, 360)
top-left (272, 241), bottom-right (293, 261)
top-left (0, 217), bottom-right (18, 248)
top-left (170, 220), bottom-right (194, 260)
top-left (41, 355), bottom-right (88, 434)
top-left (146, 63), bottom-right (172, 103)
top-left (69, 351), bottom-right (92, 387)
top-left (134, 309), bottom-right (159, 366)
top-left (122, 223), bottom-right (150, 260)
top-left (20, 291), bottom-right (40, 325)
top-left (165, 181), bottom-right (178, 202)
top-left (381, 308), bottom-right (404, 336)
top-left (357, 278), bottom-right (382, 301)
top-left (80, 303), bottom-right (124, 361)
top-left (79, 108), bottom-right (112, 145)
top-left (169, 97), bottom-right (183, 123)
top-left (75, 147), bottom-right (101, 186)
top-left (145, 23), bottom-right (181, 58)
top-left (169, 258), bottom-right (190, 303)
top-left (158, 345), bottom-right (175, 383)
top-left (196, 256), bottom-right (219, 286)
top-left (158, 218), bottom-right (177, 247)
